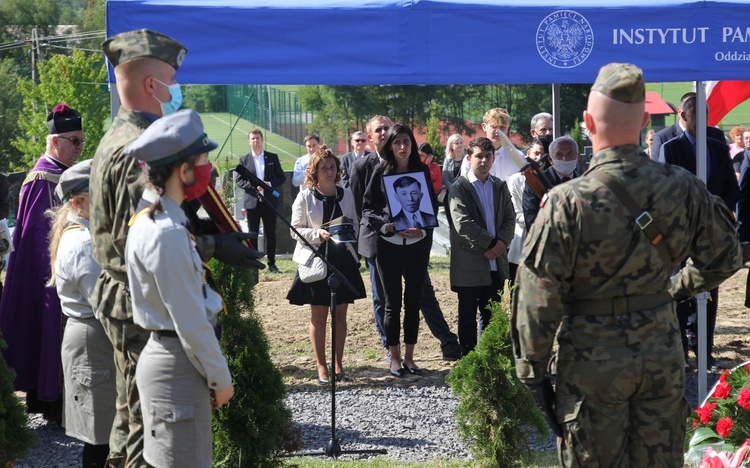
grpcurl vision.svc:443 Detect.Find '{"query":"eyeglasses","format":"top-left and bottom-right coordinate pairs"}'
top-left (58, 136), bottom-right (86, 147)
top-left (354, 139), bottom-right (366, 143)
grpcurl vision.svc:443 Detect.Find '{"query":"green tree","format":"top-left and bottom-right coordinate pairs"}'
top-left (183, 85), bottom-right (227, 113)
top-left (425, 103), bottom-right (444, 164)
top-left (0, 333), bottom-right (38, 464)
top-left (209, 259), bottom-right (298, 466)
top-left (0, 59), bottom-right (24, 172)
top-left (13, 50), bottom-right (108, 168)
top-left (447, 284), bottom-right (547, 466)
top-left (0, 0), bottom-right (59, 75)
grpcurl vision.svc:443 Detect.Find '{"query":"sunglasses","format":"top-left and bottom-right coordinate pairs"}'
top-left (58, 136), bottom-right (86, 147)
top-left (353, 139), bottom-right (366, 143)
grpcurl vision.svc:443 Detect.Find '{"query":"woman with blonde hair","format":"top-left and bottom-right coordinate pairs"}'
top-left (645, 129), bottom-right (656, 158)
top-left (48, 159), bottom-right (116, 468)
top-left (442, 133), bottom-right (465, 189)
top-left (287, 146), bottom-right (366, 384)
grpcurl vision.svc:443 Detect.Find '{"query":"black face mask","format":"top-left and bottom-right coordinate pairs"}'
top-left (537, 134), bottom-right (554, 154)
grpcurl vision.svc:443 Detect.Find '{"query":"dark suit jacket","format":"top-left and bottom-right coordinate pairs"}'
top-left (359, 163), bottom-right (435, 259)
top-left (236, 151), bottom-right (286, 209)
top-left (661, 133), bottom-right (739, 209)
top-left (652, 123), bottom-right (726, 161)
top-left (350, 152), bottom-right (380, 217)
top-left (0, 173), bottom-right (9, 220)
top-left (392, 209), bottom-right (437, 231)
top-left (522, 165), bottom-right (582, 231)
top-left (341, 150), bottom-right (369, 189)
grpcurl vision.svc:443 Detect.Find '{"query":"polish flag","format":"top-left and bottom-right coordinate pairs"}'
top-left (705, 81), bottom-right (750, 126)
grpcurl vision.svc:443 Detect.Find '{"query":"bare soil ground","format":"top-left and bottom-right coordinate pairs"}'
top-left (253, 258), bottom-right (750, 390)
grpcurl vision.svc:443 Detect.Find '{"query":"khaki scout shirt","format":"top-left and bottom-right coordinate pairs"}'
top-left (512, 145), bottom-right (741, 383)
top-left (126, 193), bottom-right (231, 390)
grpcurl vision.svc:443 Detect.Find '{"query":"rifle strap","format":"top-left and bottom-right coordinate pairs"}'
top-left (589, 169), bottom-right (672, 269)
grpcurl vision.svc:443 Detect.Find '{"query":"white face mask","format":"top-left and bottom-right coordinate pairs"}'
top-left (552, 159), bottom-right (578, 177)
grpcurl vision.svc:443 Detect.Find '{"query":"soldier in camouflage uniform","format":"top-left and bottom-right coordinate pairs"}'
top-left (90, 29), bottom-right (261, 467)
top-left (512, 63), bottom-right (741, 467)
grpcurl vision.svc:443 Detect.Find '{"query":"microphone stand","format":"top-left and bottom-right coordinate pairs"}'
top-left (242, 183), bottom-right (386, 459)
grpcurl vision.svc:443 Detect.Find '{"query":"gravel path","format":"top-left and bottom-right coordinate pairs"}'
top-left (18, 375), bottom-right (710, 465)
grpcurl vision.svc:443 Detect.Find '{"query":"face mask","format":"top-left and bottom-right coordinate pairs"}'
top-left (552, 159), bottom-right (578, 177)
top-left (184, 162), bottom-right (212, 201)
top-left (153, 78), bottom-right (183, 116)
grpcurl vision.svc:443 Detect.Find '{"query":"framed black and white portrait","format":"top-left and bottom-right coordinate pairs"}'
top-left (383, 171), bottom-right (438, 232)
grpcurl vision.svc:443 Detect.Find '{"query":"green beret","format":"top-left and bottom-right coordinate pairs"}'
top-left (123, 109), bottom-right (218, 167)
top-left (55, 159), bottom-right (92, 202)
top-left (591, 63), bottom-right (645, 104)
top-left (102, 29), bottom-right (187, 70)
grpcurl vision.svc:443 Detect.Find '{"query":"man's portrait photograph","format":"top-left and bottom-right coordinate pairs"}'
top-left (383, 172), bottom-right (438, 231)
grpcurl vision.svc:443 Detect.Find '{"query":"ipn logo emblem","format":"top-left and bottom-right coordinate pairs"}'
top-left (536, 10), bottom-right (594, 69)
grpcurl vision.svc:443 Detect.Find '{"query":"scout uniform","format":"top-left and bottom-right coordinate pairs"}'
top-left (53, 160), bottom-right (117, 465)
top-left (512, 63), bottom-right (742, 467)
top-left (89, 29), bottom-right (189, 466)
top-left (123, 110), bottom-right (230, 468)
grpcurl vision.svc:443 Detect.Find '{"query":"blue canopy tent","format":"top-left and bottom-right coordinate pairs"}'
top-left (106, 0), bottom-right (750, 85)
top-left (106, 0), bottom-right (750, 400)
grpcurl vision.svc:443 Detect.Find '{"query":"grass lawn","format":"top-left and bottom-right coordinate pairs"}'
top-left (285, 449), bottom-right (558, 467)
top-left (201, 112), bottom-right (304, 172)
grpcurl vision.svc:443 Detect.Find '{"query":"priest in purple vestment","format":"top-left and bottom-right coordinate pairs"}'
top-left (0, 104), bottom-right (84, 421)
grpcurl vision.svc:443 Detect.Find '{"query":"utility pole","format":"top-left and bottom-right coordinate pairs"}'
top-left (30, 28), bottom-right (38, 84)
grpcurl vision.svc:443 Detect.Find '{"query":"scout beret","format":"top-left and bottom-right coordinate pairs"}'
top-left (102, 29), bottom-right (187, 70)
top-left (591, 63), bottom-right (645, 104)
top-left (47, 103), bottom-right (82, 135)
top-left (55, 159), bottom-right (92, 202)
top-left (123, 109), bottom-right (217, 167)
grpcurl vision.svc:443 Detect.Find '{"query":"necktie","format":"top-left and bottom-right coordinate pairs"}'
top-left (412, 214), bottom-right (422, 228)
top-left (562, 176), bottom-right (571, 182)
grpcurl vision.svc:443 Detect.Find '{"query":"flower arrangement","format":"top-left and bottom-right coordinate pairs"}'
top-left (686, 361), bottom-right (750, 466)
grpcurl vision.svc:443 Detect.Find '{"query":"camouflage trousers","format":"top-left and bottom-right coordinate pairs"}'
top-left (99, 314), bottom-right (151, 468)
top-left (554, 351), bottom-right (689, 467)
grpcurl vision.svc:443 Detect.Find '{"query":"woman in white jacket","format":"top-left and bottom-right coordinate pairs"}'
top-left (287, 147), bottom-right (366, 384)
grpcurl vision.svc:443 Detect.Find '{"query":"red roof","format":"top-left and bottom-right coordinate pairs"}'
top-left (645, 91), bottom-right (676, 115)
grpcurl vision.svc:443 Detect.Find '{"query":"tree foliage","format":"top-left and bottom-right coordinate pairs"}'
top-left (298, 84), bottom-right (589, 149)
top-left (0, 333), bottom-right (38, 464)
top-left (447, 283), bottom-right (547, 467)
top-left (0, 59), bottom-right (24, 173)
top-left (209, 259), bottom-right (298, 466)
top-left (0, 0), bottom-right (59, 75)
top-left (12, 50), bottom-right (108, 169)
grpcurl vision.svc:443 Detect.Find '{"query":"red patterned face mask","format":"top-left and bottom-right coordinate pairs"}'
top-left (184, 162), bottom-right (212, 201)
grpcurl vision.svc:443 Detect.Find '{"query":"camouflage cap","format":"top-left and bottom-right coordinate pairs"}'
top-left (55, 159), bottom-right (92, 202)
top-left (123, 109), bottom-right (217, 167)
top-left (591, 63), bottom-right (645, 104)
top-left (102, 29), bottom-right (187, 70)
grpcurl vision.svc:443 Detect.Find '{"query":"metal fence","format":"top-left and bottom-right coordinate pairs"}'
top-left (226, 85), bottom-right (313, 147)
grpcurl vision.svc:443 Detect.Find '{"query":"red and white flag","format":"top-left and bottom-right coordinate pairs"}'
top-left (705, 80), bottom-right (750, 126)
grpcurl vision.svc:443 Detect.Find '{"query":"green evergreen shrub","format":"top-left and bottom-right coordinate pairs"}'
top-left (446, 283), bottom-right (547, 467)
top-left (0, 332), bottom-right (37, 465)
top-left (209, 259), bottom-right (298, 466)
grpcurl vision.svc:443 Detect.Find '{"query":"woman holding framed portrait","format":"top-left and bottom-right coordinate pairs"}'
top-left (362, 124), bottom-right (437, 377)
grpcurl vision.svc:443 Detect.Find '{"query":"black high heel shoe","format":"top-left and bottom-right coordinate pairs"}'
top-left (389, 367), bottom-right (405, 377)
top-left (402, 361), bottom-right (422, 375)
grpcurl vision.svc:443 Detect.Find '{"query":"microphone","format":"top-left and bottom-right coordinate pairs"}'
top-left (234, 164), bottom-right (280, 198)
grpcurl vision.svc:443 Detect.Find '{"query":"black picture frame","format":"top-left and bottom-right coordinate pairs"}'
top-left (383, 171), bottom-right (438, 232)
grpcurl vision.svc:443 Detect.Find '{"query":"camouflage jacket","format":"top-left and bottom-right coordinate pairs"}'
top-left (89, 107), bottom-right (151, 320)
top-left (512, 145), bottom-right (741, 383)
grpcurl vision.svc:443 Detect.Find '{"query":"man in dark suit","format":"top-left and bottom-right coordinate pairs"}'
top-left (351, 115), bottom-right (462, 361)
top-left (391, 175), bottom-right (437, 230)
top-left (661, 95), bottom-right (739, 372)
top-left (523, 136), bottom-right (583, 231)
top-left (340, 131), bottom-right (369, 189)
top-left (737, 157), bottom-right (750, 310)
top-left (236, 129), bottom-right (286, 273)
top-left (652, 91), bottom-right (726, 160)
